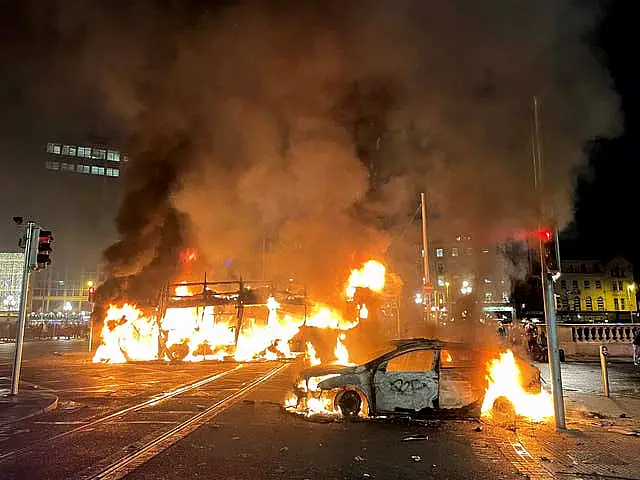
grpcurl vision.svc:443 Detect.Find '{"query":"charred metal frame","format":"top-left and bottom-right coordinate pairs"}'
top-left (156, 273), bottom-right (308, 360)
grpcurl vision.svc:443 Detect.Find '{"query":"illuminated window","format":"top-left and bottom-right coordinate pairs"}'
top-left (561, 296), bottom-right (569, 310)
top-left (106, 168), bottom-right (119, 177)
top-left (585, 296), bottom-right (593, 311)
top-left (614, 298), bottom-right (619, 310)
top-left (61, 145), bottom-right (76, 156)
top-left (437, 276), bottom-right (445, 287)
top-left (451, 248), bottom-right (459, 257)
top-left (107, 150), bottom-right (120, 162)
top-left (122, 154), bottom-right (129, 162)
top-left (45, 161), bottom-right (59, 170)
top-left (78, 146), bottom-right (91, 158)
top-left (46, 143), bottom-right (61, 154)
top-left (60, 163), bottom-right (74, 172)
top-left (436, 248), bottom-right (444, 257)
top-left (77, 165), bottom-right (90, 174)
top-left (597, 296), bottom-right (604, 310)
top-left (93, 148), bottom-right (106, 160)
top-left (571, 280), bottom-right (578, 291)
top-left (90, 166), bottom-right (105, 175)
top-left (560, 279), bottom-right (567, 290)
top-left (595, 280), bottom-right (602, 289)
top-left (573, 296), bottom-right (581, 311)
top-left (584, 280), bottom-right (590, 289)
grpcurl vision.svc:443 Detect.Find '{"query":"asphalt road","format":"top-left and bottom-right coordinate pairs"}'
top-left (0, 340), bottom-right (575, 479)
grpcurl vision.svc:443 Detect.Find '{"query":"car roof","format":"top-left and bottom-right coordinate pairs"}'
top-left (389, 338), bottom-right (472, 351)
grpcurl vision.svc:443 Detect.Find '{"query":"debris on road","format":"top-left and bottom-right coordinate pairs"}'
top-left (410, 455), bottom-right (422, 462)
top-left (401, 434), bottom-right (429, 442)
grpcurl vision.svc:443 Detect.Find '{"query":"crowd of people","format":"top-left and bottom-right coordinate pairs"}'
top-left (496, 320), bottom-right (548, 362)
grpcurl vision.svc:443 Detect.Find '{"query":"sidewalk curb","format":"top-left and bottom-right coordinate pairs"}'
top-left (0, 395), bottom-right (59, 427)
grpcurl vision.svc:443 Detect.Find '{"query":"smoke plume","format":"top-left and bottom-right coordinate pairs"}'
top-left (46, 0), bottom-right (618, 303)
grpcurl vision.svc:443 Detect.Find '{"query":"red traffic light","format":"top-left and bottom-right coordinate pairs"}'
top-left (536, 228), bottom-right (553, 242)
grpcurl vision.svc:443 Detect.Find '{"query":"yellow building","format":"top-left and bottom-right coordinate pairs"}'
top-left (555, 256), bottom-right (637, 322)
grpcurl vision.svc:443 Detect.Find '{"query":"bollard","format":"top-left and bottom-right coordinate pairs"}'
top-left (599, 345), bottom-right (610, 397)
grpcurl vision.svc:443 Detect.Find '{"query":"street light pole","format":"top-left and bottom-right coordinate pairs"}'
top-left (420, 192), bottom-right (434, 330)
top-left (11, 221), bottom-right (38, 395)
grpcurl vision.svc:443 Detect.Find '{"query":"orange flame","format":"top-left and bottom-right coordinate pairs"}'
top-left (481, 350), bottom-right (554, 422)
top-left (93, 259), bottom-right (388, 365)
top-left (306, 341), bottom-right (321, 366)
top-left (333, 333), bottom-right (354, 366)
top-left (93, 304), bottom-right (159, 363)
top-left (345, 260), bottom-right (386, 299)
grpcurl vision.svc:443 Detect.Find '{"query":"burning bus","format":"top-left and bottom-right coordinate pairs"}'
top-left (91, 260), bottom-right (391, 365)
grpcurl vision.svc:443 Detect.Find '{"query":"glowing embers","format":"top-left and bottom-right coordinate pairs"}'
top-left (286, 374), bottom-right (342, 417)
top-left (481, 350), bottom-right (553, 423)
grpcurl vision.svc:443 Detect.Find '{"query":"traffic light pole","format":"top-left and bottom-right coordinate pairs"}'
top-left (542, 271), bottom-right (566, 429)
top-left (11, 221), bottom-right (38, 395)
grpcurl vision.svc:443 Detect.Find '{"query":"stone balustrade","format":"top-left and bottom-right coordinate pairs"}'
top-left (539, 323), bottom-right (640, 359)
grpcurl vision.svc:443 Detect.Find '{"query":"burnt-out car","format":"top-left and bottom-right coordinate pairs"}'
top-left (287, 338), bottom-right (541, 419)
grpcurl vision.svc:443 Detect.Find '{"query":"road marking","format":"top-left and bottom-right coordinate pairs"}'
top-left (80, 362), bottom-right (290, 480)
top-left (0, 364), bottom-right (244, 462)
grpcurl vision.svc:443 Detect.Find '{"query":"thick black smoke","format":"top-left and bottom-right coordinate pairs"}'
top-left (42, 0), bottom-right (618, 305)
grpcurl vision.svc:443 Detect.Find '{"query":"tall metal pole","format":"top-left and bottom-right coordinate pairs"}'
top-left (11, 221), bottom-right (37, 395)
top-left (420, 193), bottom-right (433, 328)
top-left (532, 97), bottom-right (566, 430)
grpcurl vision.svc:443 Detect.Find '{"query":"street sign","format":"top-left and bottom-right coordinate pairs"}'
top-left (423, 283), bottom-right (434, 296)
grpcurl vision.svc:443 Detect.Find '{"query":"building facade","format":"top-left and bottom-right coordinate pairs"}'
top-left (45, 141), bottom-right (127, 179)
top-left (428, 233), bottom-right (514, 323)
top-left (0, 252), bottom-right (24, 317)
top-left (555, 257), bottom-right (637, 322)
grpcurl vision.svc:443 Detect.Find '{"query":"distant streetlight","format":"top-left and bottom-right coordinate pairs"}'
top-left (460, 280), bottom-right (472, 295)
top-left (63, 301), bottom-right (72, 312)
top-left (87, 280), bottom-right (94, 288)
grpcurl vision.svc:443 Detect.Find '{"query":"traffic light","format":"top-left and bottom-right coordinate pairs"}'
top-left (538, 227), bottom-right (560, 274)
top-left (36, 230), bottom-right (53, 270)
top-left (88, 286), bottom-right (96, 303)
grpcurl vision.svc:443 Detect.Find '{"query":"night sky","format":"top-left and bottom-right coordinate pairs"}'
top-left (0, 0), bottom-right (638, 286)
top-left (570, 0), bottom-right (640, 274)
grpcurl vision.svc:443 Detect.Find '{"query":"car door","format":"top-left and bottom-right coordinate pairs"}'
top-left (438, 349), bottom-right (483, 409)
top-left (373, 348), bottom-right (438, 413)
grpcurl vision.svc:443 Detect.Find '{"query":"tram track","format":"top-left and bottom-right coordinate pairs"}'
top-left (0, 363), bottom-right (245, 463)
top-left (77, 362), bottom-right (290, 480)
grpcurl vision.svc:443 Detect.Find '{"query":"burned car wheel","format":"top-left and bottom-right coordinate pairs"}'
top-left (337, 390), bottom-right (362, 418)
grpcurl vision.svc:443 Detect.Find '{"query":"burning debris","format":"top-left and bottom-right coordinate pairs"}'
top-left (480, 350), bottom-right (553, 422)
top-left (92, 260), bottom-right (387, 365)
